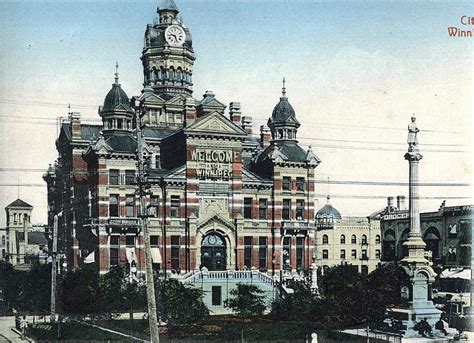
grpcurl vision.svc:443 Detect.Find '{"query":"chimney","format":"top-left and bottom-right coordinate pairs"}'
top-left (397, 195), bottom-right (406, 210)
top-left (241, 116), bottom-right (252, 135)
top-left (70, 112), bottom-right (81, 140)
top-left (229, 102), bottom-right (241, 124)
top-left (185, 97), bottom-right (196, 125)
top-left (386, 196), bottom-right (394, 213)
top-left (260, 125), bottom-right (271, 149)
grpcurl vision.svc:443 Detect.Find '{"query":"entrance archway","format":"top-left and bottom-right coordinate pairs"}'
top-left (201, 233), bottom-right (226, 271)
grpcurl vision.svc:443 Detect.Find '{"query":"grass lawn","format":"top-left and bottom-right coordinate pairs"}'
top-left (103, 317), bottom-right (383, 342)
top-left (27, 318), bottom-right (387, 342)
top-left (27, 321), bottom-right (125, 341)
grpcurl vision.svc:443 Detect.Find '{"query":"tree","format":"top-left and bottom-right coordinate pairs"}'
top-left (224, 283), bottom-right (266, 319)
top-left (363, 263), bottom-right (403, 326)
top-left (0, 262), bottom-right (51, 315)
top-left (159, 278), bottom-right (209, 326)
top-left (270, 280), bottom-right (321, 322)
top-left (98, 266), bottom-right (127, 315)
top-left (61, 268), bottom-right (102, 319)
top-left (319, 264), bottom-right (366, 327)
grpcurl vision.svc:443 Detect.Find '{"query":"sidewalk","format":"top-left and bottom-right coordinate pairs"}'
top-left (0, 316), bottom-right (28, 342)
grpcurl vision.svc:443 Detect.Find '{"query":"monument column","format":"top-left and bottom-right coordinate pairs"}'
top-left (403, 114), bottom-right (428, 263)
top-left (393, 114), bottom-right (442, 338)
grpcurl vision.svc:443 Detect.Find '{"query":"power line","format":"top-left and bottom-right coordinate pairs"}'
top-left (0, 168), bottom-right (471, 187)
top-left (253, 117), bottom-right (465, 135)
top-left (0, 120), bottom-right (468, 153)
top-left (314, 180), bottom-right (472, 187)
top-left (313, 194), bottom-right (471, 200)
top-left (1, 96), bottom-right (466, 135)
top-left (1, 114), bottom-right (466, 148)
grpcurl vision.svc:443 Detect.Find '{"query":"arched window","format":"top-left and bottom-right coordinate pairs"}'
top-left (351, 235), bottom-right (357, 244)
top-left (375, 234), bottom-right (381, 244)
top-left (322, 234), bottom-right (328, 244)
top-left (169, 67), bottom-right (175, 81)
top-left (340, 234), bottom-right (346, 244)
top-left (322, 249), bottom-right (329, 259)
top-left (176, 67), bottom-right (182, 81)
top-left (361, 234), bottom-right (367, 244)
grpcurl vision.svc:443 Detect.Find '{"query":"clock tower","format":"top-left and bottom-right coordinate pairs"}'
top-left (142, 0), bottom-right (195, 96)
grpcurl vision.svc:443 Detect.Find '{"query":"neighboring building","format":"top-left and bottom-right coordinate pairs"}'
top-left (43, 0), bottom-right (320, 278)
top-left (381, 200), bottom-right (472, 268)
top-left (315, 197), bottom-right (382, 274)
top-left (3, 199), bottom-right (47, 269)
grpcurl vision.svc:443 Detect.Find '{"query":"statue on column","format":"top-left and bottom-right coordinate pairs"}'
top-left (407, 114), bottom-right (419, 151)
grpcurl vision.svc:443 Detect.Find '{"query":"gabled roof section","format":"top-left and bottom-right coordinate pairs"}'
top-left (242, 167), bottom-right (272, 184)
top-left (6, 199), bottom-right (33, 209)
top-left (254, 141), bottom-right (316, 164)
top-left (184, 111), bottom-right (247, 138)
top-left (197, 214), bottom-right (235, 231)
top-left (58, 123), bottom-right (101, 144)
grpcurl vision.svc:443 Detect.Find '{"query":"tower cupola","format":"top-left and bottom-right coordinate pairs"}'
top-left (267, 78), bottom-right (300, 142)
top-left (142, 0), bottom-right (195, 96)
top-left (99, 63), bottom-right (134, 132)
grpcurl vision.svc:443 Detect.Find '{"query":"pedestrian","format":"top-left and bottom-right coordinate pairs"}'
top-left (435, 318), bottom-right (448, 336)
top-left (20, 315), bottom-right (28, 339)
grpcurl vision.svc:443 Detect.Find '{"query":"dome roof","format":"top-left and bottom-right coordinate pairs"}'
top-left (102, 83), bottom-right (130, 112)
top-left (271, 97), bottom-right (296, 123)
top-left (316, 199), bottom-right (342, 220)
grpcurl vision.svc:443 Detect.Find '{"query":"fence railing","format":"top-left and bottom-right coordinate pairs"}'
top-left (180, 270), bottom-right (277, 285)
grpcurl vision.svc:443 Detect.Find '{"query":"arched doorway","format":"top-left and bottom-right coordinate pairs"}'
top-left (201, 233), bottom-right (226, 271)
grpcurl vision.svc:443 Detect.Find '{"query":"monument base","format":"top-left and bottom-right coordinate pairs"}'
top-left (386, 303), bottom-right (443, 339)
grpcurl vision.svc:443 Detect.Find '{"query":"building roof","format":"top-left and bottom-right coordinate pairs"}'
top-left (103, 132), bottom-right (137, 154)
top-left (271, 96), bottom-right (298, 124)
top-left (256, 141), bottom-right (311, 164)
top-left (5, 199), bottom-right (33, 209)
top-left (158, 0), bottom-right (179, 12)
top-left (316, 198), bottom-right (342, 220)
top-left (102, 82), bottom-right (132, 113)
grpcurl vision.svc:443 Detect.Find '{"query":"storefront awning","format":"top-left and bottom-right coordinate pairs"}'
top-left (440, 269), bottom-right (471, 280)
top-left (126, 248), bottom-right (136, 263)
top-left (84, 251), bottom-right (95, 264)
top-left (151, 247), bottom-right (161, 264)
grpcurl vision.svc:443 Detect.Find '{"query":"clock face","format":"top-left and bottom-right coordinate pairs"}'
top-left (165, 25), bottom-right (186, 47)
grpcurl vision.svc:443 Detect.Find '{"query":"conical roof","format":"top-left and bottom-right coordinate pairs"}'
top-left (158, 0), bottom-right (179, 12)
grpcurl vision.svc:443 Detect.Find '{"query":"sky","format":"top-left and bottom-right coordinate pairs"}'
top-left (0, 0), bottom-right (472, 227)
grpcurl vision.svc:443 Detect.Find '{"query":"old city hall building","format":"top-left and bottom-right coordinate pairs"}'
top-left (44, 0), bottom-right (321, 276)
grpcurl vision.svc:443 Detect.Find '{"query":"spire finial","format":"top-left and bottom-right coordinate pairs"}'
top-left (114, 61), bottom-right (119, 84)
top-left (326, 177), bottom-right (330, 202)
top-left (282, 77), bottom-right (286, 97)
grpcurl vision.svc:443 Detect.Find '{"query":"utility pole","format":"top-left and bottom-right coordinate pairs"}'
top-left (133, 98), bottom-right (160, 343)
top-left (50, 212), bottom-right (61, 323)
